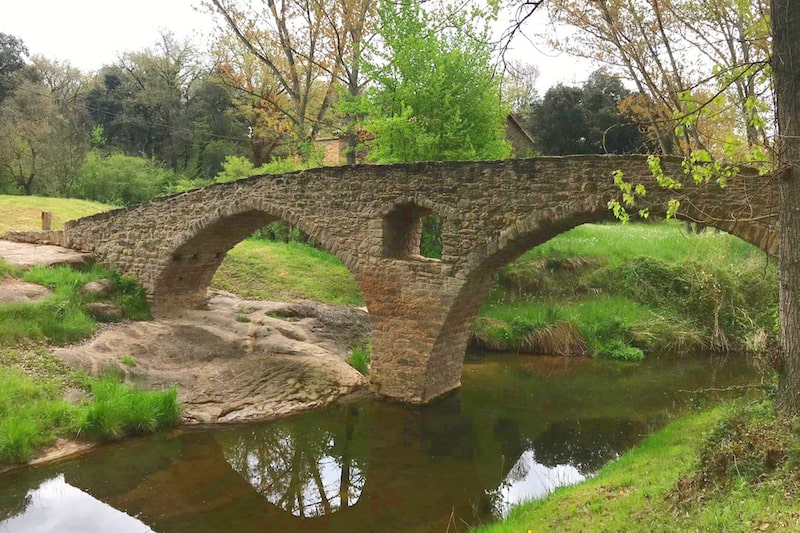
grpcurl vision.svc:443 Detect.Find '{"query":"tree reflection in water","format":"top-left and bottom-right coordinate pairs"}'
top-left (217, 406), bottom-right (366, 518)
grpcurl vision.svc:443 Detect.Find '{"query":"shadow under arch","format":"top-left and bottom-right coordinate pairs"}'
top-left (150, 201), bottom-right (363, 313)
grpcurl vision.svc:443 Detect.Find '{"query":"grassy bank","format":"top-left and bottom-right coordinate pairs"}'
top-left (212, 238), bottom-right (365, 306)
top-left (0, 258), bottom-right (178, 465)
top-left (0, 348), bottom-right (180, 464)
top-left (477, 222), bottom-right (777, 360)
top-left (0, 263), bottom-right (150, 346)
top-left (476, 397), bottom-right (800, 532)
top-left (0, 195), bottom-right (112, 234)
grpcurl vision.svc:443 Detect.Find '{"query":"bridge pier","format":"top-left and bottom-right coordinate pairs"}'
top-left (360, 262), bottom-right (494, 403)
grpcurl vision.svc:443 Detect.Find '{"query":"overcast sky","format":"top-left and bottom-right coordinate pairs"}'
top-left (1, 1), bottom-right (595, 94)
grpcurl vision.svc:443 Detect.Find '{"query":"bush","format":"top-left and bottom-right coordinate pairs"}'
top-left (75, 150), bottom-right (179, 205)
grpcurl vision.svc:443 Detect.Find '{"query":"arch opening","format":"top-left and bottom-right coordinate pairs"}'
top-left (152, 208), bottom-right (366, 313)
top-left (425, 216), bottom-right (777, 398)
top-left (382, 202), bottom-right (444, 260)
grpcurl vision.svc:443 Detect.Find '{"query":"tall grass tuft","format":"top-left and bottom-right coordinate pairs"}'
top-left (0, 369), bottom-right (77, 462)
top-left (347, 343), bottom-right (371, 375)
top-left (78, 375), bottom-right (181, 440)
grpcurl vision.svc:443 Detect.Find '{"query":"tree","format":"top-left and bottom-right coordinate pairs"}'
top-left (0, 33), bottom-right (27, 104)
top-left (206, 0), bottom-right (376, 156)
top-left (359, 0), bottom-right (510, 163)
top-left (501, 60), bottom-right (540, 124)
top-left (530, 70), bottom-right (648, 155)
top-left (543, 0), bottom-right (771, 158)
top-left (773, 0), bottom-right (800, 412)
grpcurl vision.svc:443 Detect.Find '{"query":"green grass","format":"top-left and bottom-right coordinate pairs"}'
top-left (0, 263), bottom-right (150, 346)
top-left (523, 221), bottom-right (768, 268)
top-left (0, 363), bottom-right (180, 464)
top-left (213, 239), bottom-right (365, 306)
top-left (77, 375), bottom-right (180, 440)
top-left (347, 342), bottom-right (371, 375)
top-left (477, 222), bottom-right (777, 359)
top-left (0, 195), bottom-right (112, 234)
top-left (476, 398), bottom-right (800, 532)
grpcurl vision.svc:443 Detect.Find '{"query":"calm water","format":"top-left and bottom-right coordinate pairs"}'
top-left (0, 354), bottom-right (757, 533)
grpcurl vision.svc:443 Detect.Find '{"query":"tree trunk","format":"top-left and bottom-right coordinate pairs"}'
top-left (774, 0), bottom-right (800, 412)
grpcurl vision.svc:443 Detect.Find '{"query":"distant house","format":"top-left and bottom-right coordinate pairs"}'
top-left (505, 113), bottom-right (537, 157)
top-left (315, 113), bottom-right (537, 165)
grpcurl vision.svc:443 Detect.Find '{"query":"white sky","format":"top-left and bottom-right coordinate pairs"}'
top-left (1, 1), bottom-right (594, 94)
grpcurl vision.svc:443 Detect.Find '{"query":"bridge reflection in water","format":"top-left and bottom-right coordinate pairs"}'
top-left (0, 354), bottom-right (757, 532)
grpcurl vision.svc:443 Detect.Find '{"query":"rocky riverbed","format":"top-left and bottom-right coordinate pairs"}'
top-left (56, 291), bottom-right (371, 423)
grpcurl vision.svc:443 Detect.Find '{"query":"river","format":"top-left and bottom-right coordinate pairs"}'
top-left (0, 353), bottom-right (757, 532)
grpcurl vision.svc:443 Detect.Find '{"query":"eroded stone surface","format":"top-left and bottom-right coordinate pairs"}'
top-left (55, 292), bottom-right (371, 423)
top-left (0, 239), bottom-right (93, 269)
top-left (0, 277), bottom-right (50, 304)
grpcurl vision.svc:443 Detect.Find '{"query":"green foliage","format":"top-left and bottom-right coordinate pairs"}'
top-left (121, 354), bottom-right (137, 367)
top-left (76, 150), bottom-right (179, 206)
top-left (214, 155), bottom-right (316, 184)
top-left (77, 375), bottom-right (180, 440)
top-left (355, 0), bottom-right (510, 163)
top-left (528, 70), bottom-right (650, 155)
top-left (420, 214), bottom-right (443, 258)
top-left (347, 342), bottom-right (371, 375)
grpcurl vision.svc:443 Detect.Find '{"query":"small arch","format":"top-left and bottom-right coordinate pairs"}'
top-left (382, 202), bottom-right (446, 260)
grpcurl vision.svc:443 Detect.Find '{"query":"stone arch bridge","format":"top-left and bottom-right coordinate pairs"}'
top-left (56, 155), bottom-right (777, 403)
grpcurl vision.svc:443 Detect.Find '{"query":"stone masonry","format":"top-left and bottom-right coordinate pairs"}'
top-left (50, 156), bottom-right (777, 404)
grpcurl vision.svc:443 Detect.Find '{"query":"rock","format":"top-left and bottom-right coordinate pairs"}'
top-left (0, 277), bottom-right (51, 304)
top-left (82, 279), bottom-right (114, 297)
top-left (86, 302), bottom-right (123, 321)
top-left (0, 240), bottom-right (94, 269)
top-left (55, 293), bottom-right (369, 424)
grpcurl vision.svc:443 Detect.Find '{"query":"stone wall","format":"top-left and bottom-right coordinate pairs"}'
top-left (61, 156), bottom-right (779, 403)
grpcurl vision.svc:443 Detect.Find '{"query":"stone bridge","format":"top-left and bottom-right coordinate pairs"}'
top-left (58, 155), bottom-right (777, 403)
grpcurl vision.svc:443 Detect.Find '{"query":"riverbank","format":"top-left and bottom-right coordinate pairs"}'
top-left (0, 233), bottom-right (370, 467)
top-left (475, 395), bottom-right (800, 532)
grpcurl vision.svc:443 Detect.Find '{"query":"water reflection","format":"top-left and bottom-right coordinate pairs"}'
top-left (490, 450), bottom-right (585, 516)
top-left (0, 475), bottom-right (154, 533)
top-left (220, 423), bottom-right (365, 517)
top-left (0, 354), bottom-right (758, 532)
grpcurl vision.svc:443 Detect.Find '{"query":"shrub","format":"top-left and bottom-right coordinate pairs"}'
top-left (76, 150), bottom-right (179, 205)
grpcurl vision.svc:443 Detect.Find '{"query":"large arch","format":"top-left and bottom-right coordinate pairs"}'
top-left (148, 201), bottom-right (354, 311)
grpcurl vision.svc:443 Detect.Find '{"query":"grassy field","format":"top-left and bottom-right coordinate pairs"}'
top-left (0, 195), bottom-right (112, 234)
top-left (476, 398), bottom-right (800, 532)
top-left (212, 239), bottom-right (365, 306)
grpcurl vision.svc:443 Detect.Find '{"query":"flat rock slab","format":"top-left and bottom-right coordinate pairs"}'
top-left (0, 240), bottom-right (94, 269)
top-left (56, 293), bottom-right (371, 423)
top-left (0, 277), bottom-right (51, 304)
